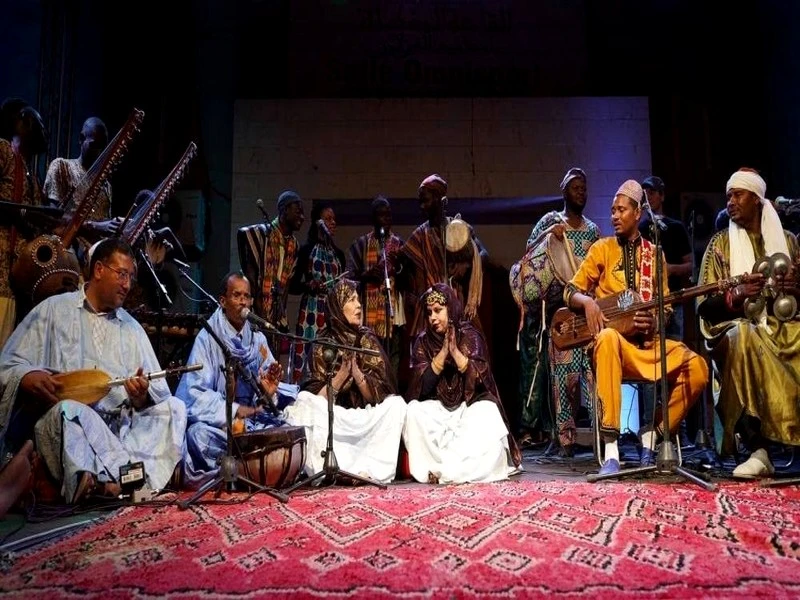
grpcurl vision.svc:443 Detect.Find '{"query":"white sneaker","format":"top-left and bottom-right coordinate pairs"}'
top-left (732, 449), bottom-right (775, 480)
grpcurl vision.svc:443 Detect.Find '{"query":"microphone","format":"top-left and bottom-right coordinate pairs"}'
top-left (173, 258), bottom-right (191, 270)
top-left (240, 307), bottom-right (276, 331)
top-left (256, 198), bottom-right (270, 221)
top-left (378, 226), bottom-right (386, 241)
top-left (318, 219), bottom-right (331, 237)
top-left (641, 198), bottom-right (668, 231)
top-left (776, 196), bottom-right (800, 207)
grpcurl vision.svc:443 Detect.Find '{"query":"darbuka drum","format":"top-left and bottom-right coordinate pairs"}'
top-left (234, 426), bottom-right (306, 489)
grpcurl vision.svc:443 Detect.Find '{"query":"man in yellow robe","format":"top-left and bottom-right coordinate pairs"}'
top-left (697, 169), bottom-right (800, 479)
top-left (564, 180), bottom-right (708, 476)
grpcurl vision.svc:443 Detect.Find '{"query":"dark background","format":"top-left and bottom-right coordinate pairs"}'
top-left (3, 0), bottom-right (799, 287)
top-left (4, 0), bottom-right (798, 434)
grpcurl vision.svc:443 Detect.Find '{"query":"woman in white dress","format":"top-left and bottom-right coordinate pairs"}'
top-left (283, 279), bottom-right (406, 483)
top-left (403, 283), bottom-right (521, 484)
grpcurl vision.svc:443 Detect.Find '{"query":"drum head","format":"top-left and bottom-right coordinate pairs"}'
top-left (545, 233), bottom-right (577, 285)
top-left (446, 218), bottom-right (470, 253)
top-left (235, 425), bottom-right (306, 452)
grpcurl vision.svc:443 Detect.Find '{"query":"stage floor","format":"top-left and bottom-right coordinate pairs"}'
top-left (3, 438), bottom-right (798, 555)
top-left (3, 441), bottom-right (800, 599)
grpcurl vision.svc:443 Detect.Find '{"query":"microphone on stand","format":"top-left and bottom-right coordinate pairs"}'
top-left (318, 219), bottom-right (332, 238)
top-left (173, 258), bottom-right (191, 271)
top-left (240, 307), bottom-right (277, 332)
top-left (378, 226), bottom-right (386, 242)
top-left (642, 198), bottom-right (668, 231)
top-left (256, 198), bottom-right (270, 222)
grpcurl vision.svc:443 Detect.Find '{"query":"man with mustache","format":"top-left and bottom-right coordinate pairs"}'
top-left (697, 169), bottom-right (800, 479)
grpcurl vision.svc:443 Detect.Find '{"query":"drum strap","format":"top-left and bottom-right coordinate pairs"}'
top-left (526, 299), bottom-right (547, 407)
top-left (465, 239), bottom-right (483, 312)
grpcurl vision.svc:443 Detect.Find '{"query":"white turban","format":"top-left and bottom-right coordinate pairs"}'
top-left (725, 170), bottom-right (790, 330)
top-left (726, 170), bottom-right (767, 201)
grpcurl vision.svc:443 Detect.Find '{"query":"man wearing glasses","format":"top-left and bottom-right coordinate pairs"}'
top-left (0, 238), bottom-right (187, 503)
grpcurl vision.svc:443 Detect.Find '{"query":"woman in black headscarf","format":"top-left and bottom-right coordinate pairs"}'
top-left (283, 278), bottom-right (407, 483)
top-left (404, 283), bottom-right (521, 484)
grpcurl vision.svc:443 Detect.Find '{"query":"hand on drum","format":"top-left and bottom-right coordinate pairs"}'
top-left (236, 404), bottom-right (264, 419)
top-left (584, 300), bottom-right (609, 336)
top-left (633, 310), bottom-right (655, 338)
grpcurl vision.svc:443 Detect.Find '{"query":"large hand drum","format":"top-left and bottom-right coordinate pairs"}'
top-left (235, 426), bottom-right (307, 489)
top-left (445, 214), bottom-right (474, 263)
top-left (510, 230), bottom-right (578, 307)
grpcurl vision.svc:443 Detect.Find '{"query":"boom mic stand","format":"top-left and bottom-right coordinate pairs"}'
top-left (285, 338), bottom-right (387, 492)
top-left (137, 248), bottom-right (172, 360)
top-left (587, 203), bottom-right (715, 491)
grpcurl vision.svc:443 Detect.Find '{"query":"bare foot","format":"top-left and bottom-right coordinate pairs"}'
top-left (0, 440), bottom-right (34, 518)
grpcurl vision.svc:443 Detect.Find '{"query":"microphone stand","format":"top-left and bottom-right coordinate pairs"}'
top-left (587, 202), bottom-right (714, 491)
top-left (285, 337), bottom-right (387, 492)
top-left (178, 315), bottom-right (289, 509)
top-left (686, 210), bottom-right (715, 457)
top-left (137, 248), bottom-right (171, 359)
top-left (378, 229), bottom-right (395, 351)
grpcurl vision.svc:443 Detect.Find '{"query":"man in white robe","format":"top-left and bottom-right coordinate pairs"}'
top-left (0, 238), bottom-right (186, 503)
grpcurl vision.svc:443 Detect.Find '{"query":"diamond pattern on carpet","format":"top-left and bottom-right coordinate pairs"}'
top-left (2, 480), bottom-right (800, 598)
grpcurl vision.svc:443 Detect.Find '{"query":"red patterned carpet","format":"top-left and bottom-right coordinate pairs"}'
top-left (2, 479), bottom-right (800, 599)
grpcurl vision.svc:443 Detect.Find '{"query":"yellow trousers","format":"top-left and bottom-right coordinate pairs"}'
top-left (592, 328), bottom-right (708, 440)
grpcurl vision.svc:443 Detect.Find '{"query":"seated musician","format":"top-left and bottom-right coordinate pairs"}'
top-left (175, 272), bottom-right (298, 488)
top-left (402, 283), bottom-right (522, 484)
top-left (697, 169), bottom-right (800, 479)
top-left (0, 238), bottom-right (187, 503)
top-left (564, 180), bottom-right (708, 476)
top-left (283, 278), bottom-right (406, 484)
